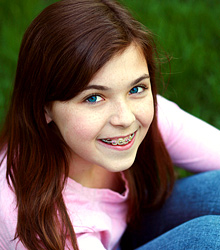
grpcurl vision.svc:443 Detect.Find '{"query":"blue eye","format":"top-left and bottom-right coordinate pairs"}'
top-left (86, 95), bottom-right (103, 103)
top-left (129, 86), bottom-right (146, 94)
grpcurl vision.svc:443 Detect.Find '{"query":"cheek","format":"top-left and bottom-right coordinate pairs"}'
top-left (61, 112), bottom-right (103, 143)
top-left (136, 97), bottom-right (154, 128)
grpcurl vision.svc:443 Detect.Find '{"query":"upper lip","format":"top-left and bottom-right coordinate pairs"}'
top-left (99, 131), bottom-right (136, 140)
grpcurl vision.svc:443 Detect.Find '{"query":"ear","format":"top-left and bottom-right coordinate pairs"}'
top-left (44, 106), bottom-right (52, 124)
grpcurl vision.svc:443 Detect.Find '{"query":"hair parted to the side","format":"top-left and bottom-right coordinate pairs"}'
top-left (0, 0), bottom-right (175, 249)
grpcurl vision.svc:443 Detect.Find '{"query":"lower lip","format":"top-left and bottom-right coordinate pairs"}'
top-left (98, 132), bottom-right (136, 151)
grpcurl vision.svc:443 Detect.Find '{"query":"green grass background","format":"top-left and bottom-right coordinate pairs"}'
top-left (0, 0), bottom-right (220, 177)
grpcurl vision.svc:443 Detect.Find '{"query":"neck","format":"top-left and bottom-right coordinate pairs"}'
top-left (68, 163), bottom-right (125, 193)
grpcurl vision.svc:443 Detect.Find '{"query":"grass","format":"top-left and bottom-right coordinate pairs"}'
top-left (121, 0), bottom-right (220, 128)
top-left (0, 0), bottom-right (49, 122)
top-left (0, 0), bottom-right (219, 177)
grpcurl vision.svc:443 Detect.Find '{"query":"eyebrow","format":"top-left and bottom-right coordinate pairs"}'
top-left (130, 74), bottom-right (150, 87)
top-left (83, 74), bottom-right (150, 91)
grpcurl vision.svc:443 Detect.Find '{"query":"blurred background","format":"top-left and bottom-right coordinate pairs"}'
top-left (0, 0), bottom-right (220, 176)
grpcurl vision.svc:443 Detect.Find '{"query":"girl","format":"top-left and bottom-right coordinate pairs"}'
top-left (0, 0), bottom-right (220, 249)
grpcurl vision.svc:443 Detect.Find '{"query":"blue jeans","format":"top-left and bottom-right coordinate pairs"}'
top-left (120, 170), bottom-right (220, 250)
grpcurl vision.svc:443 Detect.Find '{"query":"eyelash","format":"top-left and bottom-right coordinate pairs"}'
top-left (84, 84), bottom-right (148, 104)
top-left (129, 84), bottom-right (148, 95)
top-left (84, 94), bottom-right (104, 104)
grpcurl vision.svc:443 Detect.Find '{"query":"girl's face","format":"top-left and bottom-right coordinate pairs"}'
top-left (46, 44), bottom-right (154, 183)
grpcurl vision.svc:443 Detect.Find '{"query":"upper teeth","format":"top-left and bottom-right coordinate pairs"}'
top-left (101, 133), bottom-right (135, 145)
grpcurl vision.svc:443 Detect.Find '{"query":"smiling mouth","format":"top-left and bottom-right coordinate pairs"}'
top-left (101, 133), bottom-right (135, 146)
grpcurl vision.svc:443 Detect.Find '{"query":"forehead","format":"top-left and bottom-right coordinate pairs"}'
top-left (87, 44), bottom-right (149, 87)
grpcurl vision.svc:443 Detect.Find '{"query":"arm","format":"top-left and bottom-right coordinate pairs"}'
top-left (157, 95), bottom-right (220, 172)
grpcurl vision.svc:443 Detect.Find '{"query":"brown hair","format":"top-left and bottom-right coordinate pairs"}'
top-left (0, 0), bottom-right (174, 249)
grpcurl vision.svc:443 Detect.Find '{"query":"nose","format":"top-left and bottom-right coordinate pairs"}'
top-left (109, 100), bottom-right (135, 128)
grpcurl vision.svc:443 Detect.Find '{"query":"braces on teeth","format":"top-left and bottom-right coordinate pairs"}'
top-left (102, 133), bottom-right (135, 146)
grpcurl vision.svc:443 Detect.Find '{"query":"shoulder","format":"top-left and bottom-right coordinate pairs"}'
top-left (156, 95), bottom-right (220, 171)
top-left (0, 151), bottom-right (19, 249)
top-left (156, 95), bottom-right (180, 143)
top-left (157, 95), bottom-right (180, 121)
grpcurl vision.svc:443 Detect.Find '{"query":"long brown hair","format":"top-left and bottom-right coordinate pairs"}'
top-left (0, 0), bottom-right (175, 249)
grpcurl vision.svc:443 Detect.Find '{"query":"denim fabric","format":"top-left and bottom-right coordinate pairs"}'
top-left (135, 215), bottom-right (220, 250)
top-left (120, 170), bottom-right (220, 250)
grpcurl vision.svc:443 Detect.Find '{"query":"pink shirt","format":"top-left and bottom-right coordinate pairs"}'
top-left (0, 96), bottom-right (220, 249)
top-left (63, 176), bottom-right (128, 250)
top-left (157, 95), bottom-right (220, 171)
top-left (0, 156), bottom-right (128, 250)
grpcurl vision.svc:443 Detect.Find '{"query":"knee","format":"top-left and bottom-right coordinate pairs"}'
top-left (140, 215), bottom-right (220, 250)
top-left (185, 215), bottom-right (220, 231)
top-left (198, 170), bottom-right (220, 184)
top-left (176, 170), bottom-right (220, 201)
top-left (184, 170), bottom-right (220, 186)
top-left (172, 215), bottom-right (220, 249)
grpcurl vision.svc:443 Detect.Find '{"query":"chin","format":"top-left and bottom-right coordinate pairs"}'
top-left (104, 159), bottom-right (135, 173)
